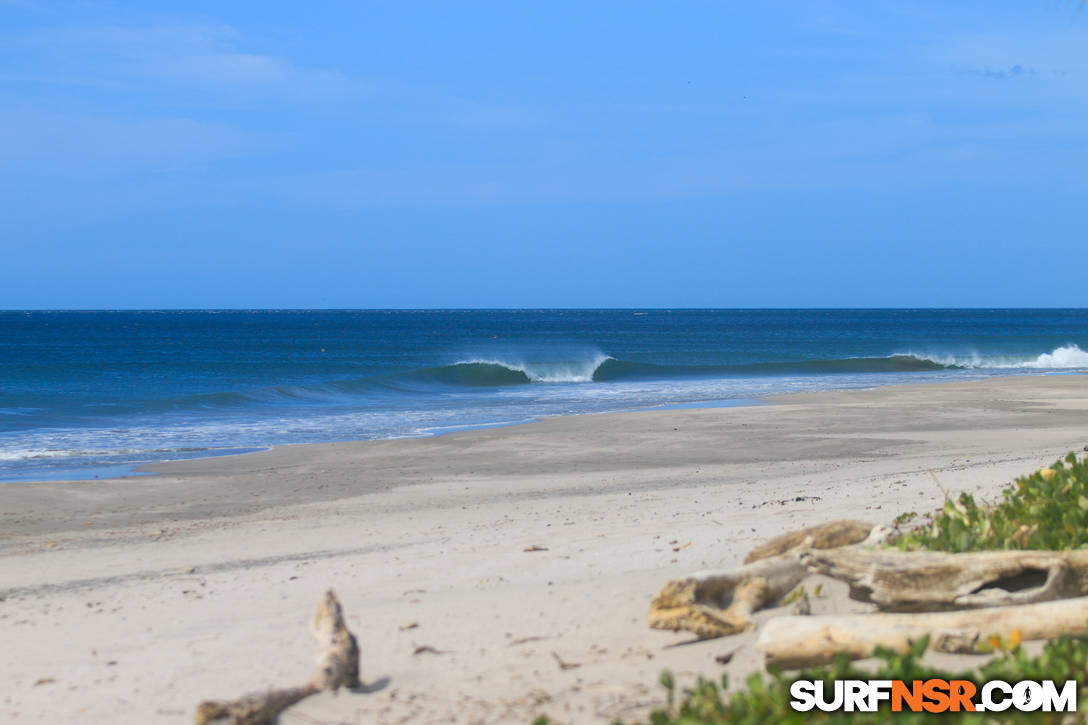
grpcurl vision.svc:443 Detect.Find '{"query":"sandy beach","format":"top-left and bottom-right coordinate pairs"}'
top-left (2, 374), bottom-right (1087, 723)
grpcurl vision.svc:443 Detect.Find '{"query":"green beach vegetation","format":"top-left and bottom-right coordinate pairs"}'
top-left (896, 454), bottom-right (1088, 553)
top-left (535, 453), bottom-right (1088, 724)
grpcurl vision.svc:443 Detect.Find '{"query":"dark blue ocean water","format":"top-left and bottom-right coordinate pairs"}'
top-left (2, 309), bottom-right (1087, 482)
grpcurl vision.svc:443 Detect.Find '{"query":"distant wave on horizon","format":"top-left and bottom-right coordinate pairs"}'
top-left (405, 343), bottom-right (1088, 388)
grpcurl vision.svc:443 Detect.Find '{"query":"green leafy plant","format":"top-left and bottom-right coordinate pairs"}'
top-left (898, 453), bottom-right (1088, 552)
top-left (779, 585), bottom-right (809, 606)
top-left (892, 510), bottom-right (919, 528)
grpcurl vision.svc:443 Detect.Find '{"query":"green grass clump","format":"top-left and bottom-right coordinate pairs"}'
top-left (897, 452), bottom-right (1088, 552)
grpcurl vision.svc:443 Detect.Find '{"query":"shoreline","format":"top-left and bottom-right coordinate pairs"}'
top-left (0, 395), bottom-right (766, 486)
top-left (0, 370), bottom-right (1060, 486)
top-left (1, 372), bottom-right (1083, 537)
top-left (3, 373), bottom-right (1088, 723)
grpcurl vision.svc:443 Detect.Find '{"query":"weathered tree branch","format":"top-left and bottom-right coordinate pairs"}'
top-left (803, 547), bottom-right (1088, 611)
top-left (309, 589), bottom-right (361, 692)
top-left (757, 595), bottom-right (1088, 668)
top-left (649, 555), bottom-right (807, 638)
top-left (194, 685), bottom-right (319, 725)
top-left (744, 519), bottom-right (875, 564)
top-left (649, 520), bottom-right (881, 639)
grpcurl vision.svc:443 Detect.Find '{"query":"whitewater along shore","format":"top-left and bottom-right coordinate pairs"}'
top-left (2, 374), bottom-right (1087, 723)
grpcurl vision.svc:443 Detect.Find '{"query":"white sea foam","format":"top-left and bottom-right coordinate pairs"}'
top-left (0, 445), bottom-right (222, 462)
top-left (1022, 344), bottom-right (1088, 369)
top-left (904, 345), bottom-right (1088, 370)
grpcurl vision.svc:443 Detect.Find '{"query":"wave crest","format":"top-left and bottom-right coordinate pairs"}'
top-left (905, 345), bottom-right (1088, 370)
top-left (432, 356), bottom-right (614, 385)
top-left (1023, 344), bottom-right (1088, 369)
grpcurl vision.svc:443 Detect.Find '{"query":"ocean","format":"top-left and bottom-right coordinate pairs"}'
top-left (2, 309), bottom-right (1087, 482)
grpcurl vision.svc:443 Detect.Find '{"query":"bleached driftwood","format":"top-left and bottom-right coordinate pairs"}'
top-left (195, 589), bottom-right (360, 725)
top-left (758, 595), bottom-right (1088, 668)
top-left (649, 555), bottom-right (807, 638)
top-left (309, 589), bottom-right (361, 692)
top-left (743, 519), bottom-right (875, 564)
top-left (649, 520), bottom-right (881, 639)
top-left (194, 685), bottom-right (319, 725)
top-left (803, 547), bottom-right (1088, 611)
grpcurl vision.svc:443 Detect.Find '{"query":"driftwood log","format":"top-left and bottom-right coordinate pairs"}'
top-left (757, 595), bottom-right (1088, 668)
top-left (649, 520), bottom-right (880, 639)
top-left (195, 590), bottom-right (360, 725)
top-left (649, 555), bottom-right (807, 638)
top-left (803, 547), bottom-right (1088, 611)
top-left (310, 589), bottom-right (361, 692)
top-left (744, 519), bottom-right (875, 564)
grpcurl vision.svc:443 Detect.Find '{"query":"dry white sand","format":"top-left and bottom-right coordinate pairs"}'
top-left (2, 374), bottom-right (1087, 723)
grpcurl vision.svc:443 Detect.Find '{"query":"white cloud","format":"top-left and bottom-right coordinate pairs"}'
top-left (12, 23), bottom-right (361, 105)
top-left (0, 105), bottom-right (269, 174)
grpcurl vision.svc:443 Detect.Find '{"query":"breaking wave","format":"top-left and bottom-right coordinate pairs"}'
top-left (904, 345), bottom-right (1088, 370)
top-left (417, 356), bottom-right (612, 385)
top-left (420, 345), bottom-right (1088, 386)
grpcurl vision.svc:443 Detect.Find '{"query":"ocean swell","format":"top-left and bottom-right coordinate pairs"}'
top-left (17, 347), bottom-right (1084, 423)
top-left (422, 345), bottom-right (1088, 385)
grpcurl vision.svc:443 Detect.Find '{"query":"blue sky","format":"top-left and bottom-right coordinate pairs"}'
top-left (1, 1), bottom-right (1086, 308)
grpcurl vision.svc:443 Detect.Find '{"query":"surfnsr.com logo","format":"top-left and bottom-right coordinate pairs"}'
top-left (790, 679), bottom-right (1077, 713)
